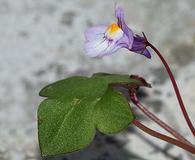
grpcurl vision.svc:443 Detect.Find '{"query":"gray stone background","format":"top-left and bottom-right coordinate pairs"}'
top-left (0, 0), bottom-right (195, 159)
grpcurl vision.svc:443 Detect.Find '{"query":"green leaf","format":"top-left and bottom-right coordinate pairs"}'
top-left (38, 73), bottom-right (148, 157)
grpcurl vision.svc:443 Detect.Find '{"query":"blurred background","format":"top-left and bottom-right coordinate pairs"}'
top-left (0, 0), bottom-right (195, 159)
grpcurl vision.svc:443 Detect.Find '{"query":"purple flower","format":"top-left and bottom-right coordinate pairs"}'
top-left (84, 7), bottom-right (151, 59)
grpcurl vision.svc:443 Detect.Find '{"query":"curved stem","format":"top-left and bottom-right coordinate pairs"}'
top-left (130, 91), bottom-right (193, 146)
top-left (147, 42), bottom-right (195, 137)
top-left (133, 119), bottom-right (195, 154)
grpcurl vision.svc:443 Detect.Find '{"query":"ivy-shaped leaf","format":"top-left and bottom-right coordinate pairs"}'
top-left (38, 73), bottom-right (148, 157)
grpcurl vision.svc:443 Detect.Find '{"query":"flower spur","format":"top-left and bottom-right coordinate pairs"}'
top-left (84, 7), bottom-right (151, 58)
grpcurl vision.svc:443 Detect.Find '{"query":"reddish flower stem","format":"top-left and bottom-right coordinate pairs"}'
top-left (132, 119), bottom-right (195, 154)
top-left (130, 91), bottom-right (193, 146)
top-left (146, 42), bottom-right (195, 137)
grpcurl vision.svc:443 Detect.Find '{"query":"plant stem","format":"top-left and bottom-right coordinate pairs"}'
top-left (147, 42), bottom-right (195, 137)
top-left (130, 91), bottom-right (193, 146)
top-left (133, 119), bottom-right (195, 154)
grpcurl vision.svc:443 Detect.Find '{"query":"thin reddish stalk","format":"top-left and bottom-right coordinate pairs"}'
top-left (130, 91), bottom-right (193, 146)
top-left (133, 119), bottom-right (195, 154)
top-left (147, 42), bottom-right (195, 137)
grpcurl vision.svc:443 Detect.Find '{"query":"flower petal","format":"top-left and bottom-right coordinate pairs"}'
top-left (85, 38), bottom-right (108, 57)
top-left (84, 23), bottom-right (130, 57)
top-left (84, 35), bottom-right (128, 57)
top-left (115, 7), bottom-right (134, 49)
top-left (85, 25), bottom-right (107, 41)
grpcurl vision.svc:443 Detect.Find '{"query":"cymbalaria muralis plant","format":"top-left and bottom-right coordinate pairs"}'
top-left (37, 6), bottom-right (195, 158)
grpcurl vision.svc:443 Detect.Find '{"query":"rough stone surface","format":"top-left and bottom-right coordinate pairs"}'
top-left (0, 0), bottom-right (195, 160)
